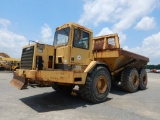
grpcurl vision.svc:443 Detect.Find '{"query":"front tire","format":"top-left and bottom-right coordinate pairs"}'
top-left (79, 66), bottom-right (111, 103)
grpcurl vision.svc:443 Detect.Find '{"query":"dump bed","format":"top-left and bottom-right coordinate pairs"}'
top-left (93, 34), bottom-right (149, 74)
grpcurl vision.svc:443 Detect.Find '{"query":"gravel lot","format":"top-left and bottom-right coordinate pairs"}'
top-left (0, 72), bottom-right (160, 120)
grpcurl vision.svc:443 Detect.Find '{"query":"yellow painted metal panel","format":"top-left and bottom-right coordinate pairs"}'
top-left (84, 61), bottom-right (97, 73)
top-left (16, 69), bottom-right (87, 84)
top-left (94, 50), bottom-right (119, 58)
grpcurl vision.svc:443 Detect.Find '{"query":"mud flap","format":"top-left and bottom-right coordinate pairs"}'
top-left (10, 72), bottom-right (28, 90)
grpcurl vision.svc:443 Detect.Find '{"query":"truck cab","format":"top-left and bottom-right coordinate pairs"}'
top-left (20, 23), bottom-right (93, 72)
top-left (53, 23), bottom-right (93, 71)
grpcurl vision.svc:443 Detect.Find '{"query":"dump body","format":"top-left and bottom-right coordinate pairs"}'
top-left (93, 34), bottom-right (149, 75)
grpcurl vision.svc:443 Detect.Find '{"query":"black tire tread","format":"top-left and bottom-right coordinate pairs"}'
top-left (121, 68), bottom-right (139, 93)
top-left (139, 69), bottom-right (147, 90)
top-left (79, 66), bottom-right (111, 103)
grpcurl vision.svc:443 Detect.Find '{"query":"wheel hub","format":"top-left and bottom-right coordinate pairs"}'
top-left (133, 75), bottom-right (138, 87)
top-left (96, 76), bottom-right (107, 94)
top-left (143, 76), bottom-right (147, 85)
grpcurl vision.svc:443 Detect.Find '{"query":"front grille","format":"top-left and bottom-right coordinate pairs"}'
top-left (21, 46), bottom-right (34, 69)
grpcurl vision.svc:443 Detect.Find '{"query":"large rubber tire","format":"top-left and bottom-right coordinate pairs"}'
top-left (139, 69), bottom-right (147, 90)
top-left (79, 66), bottom-right (111, 103)
top-left (52, 84), bottom-right (73, 95)
top-left (121, 68), bottom-right (139, 93)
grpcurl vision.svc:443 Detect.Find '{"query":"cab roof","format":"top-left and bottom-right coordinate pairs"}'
top-left (56, 22), bottom-right (92, 33)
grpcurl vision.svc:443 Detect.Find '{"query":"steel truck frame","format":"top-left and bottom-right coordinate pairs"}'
top-left (11, 22), bottom-right (149, 103)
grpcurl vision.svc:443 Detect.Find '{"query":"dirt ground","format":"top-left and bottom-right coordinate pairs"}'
top-left (0, 72), bottom-right (160, 120)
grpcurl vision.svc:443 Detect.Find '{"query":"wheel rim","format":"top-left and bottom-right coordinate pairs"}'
top-left (96, 75), bottom-right (107, 94)
top-left (143, 75), bottom-right (147, 85)
top-left (133, 75), bottom-right (138, 87)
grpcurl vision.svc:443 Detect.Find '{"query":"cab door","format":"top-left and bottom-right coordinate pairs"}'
top-left (70, 28), bottom-right (91, 65)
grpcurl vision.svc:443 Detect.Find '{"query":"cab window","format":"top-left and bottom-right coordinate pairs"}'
top-left (73, 29), bottom-right (89, 49)
top-left (53, 27), bottom-right (70, 46)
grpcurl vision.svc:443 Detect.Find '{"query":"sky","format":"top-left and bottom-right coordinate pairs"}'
top-left (0, 0), bottom-right (160, 65)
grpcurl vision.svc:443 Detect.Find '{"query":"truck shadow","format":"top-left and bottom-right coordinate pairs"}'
top-left (20, 91), bottom-right (112, 112)
top-left (110, 85), bottom-right (128, 95)
top-left (110, 84), bottom-right (148, 95)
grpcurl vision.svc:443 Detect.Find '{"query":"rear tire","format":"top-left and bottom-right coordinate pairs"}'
top-left (79, 66), bottom-right (111, 103)
top-left (121, 68), bottom-right (139, 93)
top-left (139, 69), bottom-right (147, 90)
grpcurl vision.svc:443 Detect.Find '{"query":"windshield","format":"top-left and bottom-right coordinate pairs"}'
top-left (53, 27), bottom-right (70, 46)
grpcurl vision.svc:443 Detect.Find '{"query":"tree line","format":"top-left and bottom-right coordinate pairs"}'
top-left (146, 64), bottom-right (160, 69)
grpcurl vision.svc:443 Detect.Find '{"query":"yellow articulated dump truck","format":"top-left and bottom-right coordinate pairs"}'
top-left (0, 58), bottom-right (20, 71)
top-left (0, 52), bottom-right (20, 71)
top-left (11, 22), bottom-right (149, 103)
